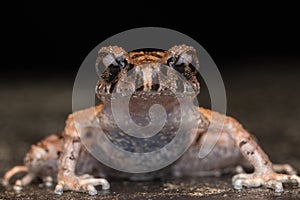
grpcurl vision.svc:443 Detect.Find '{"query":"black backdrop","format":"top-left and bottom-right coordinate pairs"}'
top-left (3, 2), bottom-right (299, 80)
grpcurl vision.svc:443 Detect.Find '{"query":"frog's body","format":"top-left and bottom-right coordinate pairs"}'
top-left (3, 45), bottom-right (300, 195)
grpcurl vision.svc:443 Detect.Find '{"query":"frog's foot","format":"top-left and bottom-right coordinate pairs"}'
top-left (273, 164), bottom-right (297, 175)
top-left (2, 166), bottom-right (28, 187)
top-left (232, 172), bottom-right (300, 193)
top-left (2, 166), bottom-right (38, 192)
top-left (54, 175), bottom-right (110, 196)
top-left (10, 172), bottom-right (36, 192)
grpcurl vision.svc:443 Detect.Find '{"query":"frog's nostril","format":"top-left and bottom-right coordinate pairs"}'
top-left (144, 82), bottom-right (152, 91)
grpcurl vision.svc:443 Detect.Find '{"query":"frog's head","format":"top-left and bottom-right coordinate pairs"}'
top-left (95, 45), bottom-right (200, 102)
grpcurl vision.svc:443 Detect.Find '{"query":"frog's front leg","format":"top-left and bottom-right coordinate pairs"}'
top-left (54, 105), bottom-right (110, 196)
top-left (199, 107), bottom-right (300, 193)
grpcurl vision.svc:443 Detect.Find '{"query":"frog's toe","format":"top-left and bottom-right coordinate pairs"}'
top-left (13, 180), bottom-right (23, 192)
top-left (79, 177), bottom-right (110, 191)
top-left (2, 166), bottom-right (29, 187)
top-left (43, 176), bottom-right (53, 187)
top-left (272, 163), bottom-right (297, 175)
top-left (232, 172), bottom-right (300, 192)
top-left (54, 176), bottom-right (110, 196)
top-left (54, 181), bottom-right (64, 195)
top-left (11, 172), bottom-right (36, 192)
top-left (232, 173), bottom-right (262, 190)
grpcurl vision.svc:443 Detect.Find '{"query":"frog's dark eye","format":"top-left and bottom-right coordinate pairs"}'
top-left (96, 46), bottom-right (129, 83)
top-left (166, 45), bottom-right (200, 83)
top-left (100, 55), bottom-right (128, 83)
top-left (167, 52), bottom-right (194, 75)
top-left (102, 54), bottom-right (128, 69)
top-left (105, 55), bottom-right (128, 79)
top-left (167, 55), bottom-right (186, 73)
top-left (96, 46), bottom-right (130, 97)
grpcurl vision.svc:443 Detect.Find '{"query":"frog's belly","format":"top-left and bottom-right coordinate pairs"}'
top-left (76, 131), bottom-right (243, 180)
top-left (75, 146), bottom-right (171, 180)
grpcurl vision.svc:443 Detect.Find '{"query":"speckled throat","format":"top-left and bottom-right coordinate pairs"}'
top-left (96, 93), bottom-right (198, 153)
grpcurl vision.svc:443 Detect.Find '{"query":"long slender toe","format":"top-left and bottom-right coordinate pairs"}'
top-left (13, 180), bottom-right (23, 192)
top-left (273, 164), bottom-right (297, 175)
top-left (101, 179), bottom-right (110, 190)
top-left (54, 181), bottom-right (64, 195)
top-left (44, 176), bottom-right (53, 187)
top-left (265, 180), bottom-right (284, 193)
top-left (274, 183), bottom-right (284, 193)
top-left (86, 185), bottom-right (97, 196)
top-left (233, 179), bottom-right (243, 190)
top-left (1, 179), bottom-right (8, 187)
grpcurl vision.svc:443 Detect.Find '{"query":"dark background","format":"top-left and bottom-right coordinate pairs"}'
top-left (1, 2), bottom-right (300, 199)
top-left (3, 2), bottom-right (299, 79)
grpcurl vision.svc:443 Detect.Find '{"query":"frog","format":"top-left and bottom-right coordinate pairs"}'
top-left (2, 45), bottom-right (300, 196)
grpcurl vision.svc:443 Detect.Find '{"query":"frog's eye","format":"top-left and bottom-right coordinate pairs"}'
top-left (166, 45), bottom-right (199, 81)
top-left (96, 46), bottom-right (129, 82)
top-left (102, 54), bottom-right (128, 69)
top-left (167, 55), bottom-right (187, 73)
top-left (166, 45), bottom-right (200, 93)
top-left (101, 54), bottom-right (128, 82)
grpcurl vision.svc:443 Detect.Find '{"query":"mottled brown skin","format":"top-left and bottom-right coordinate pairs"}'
top-left (3, 45), bottom-right (300, 196)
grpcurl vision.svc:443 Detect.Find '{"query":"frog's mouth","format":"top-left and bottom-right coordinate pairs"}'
top-left (96, 63), bottom-right (199, 101)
